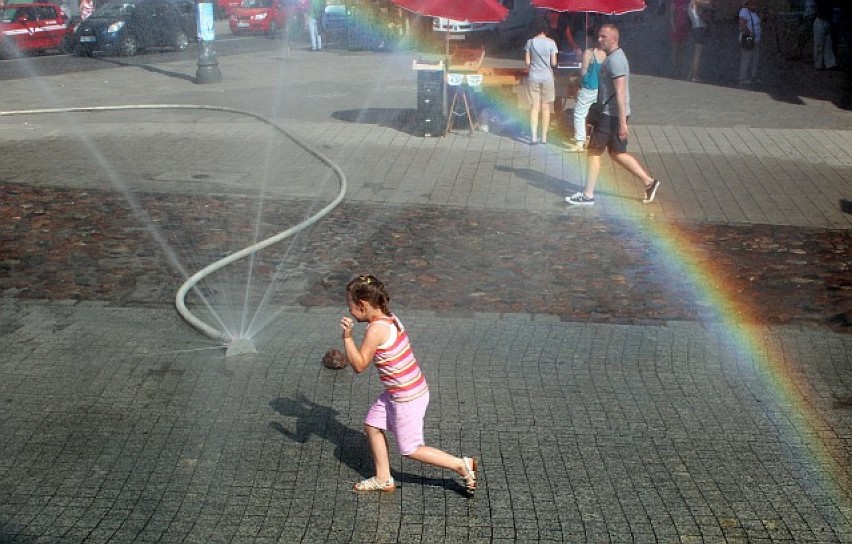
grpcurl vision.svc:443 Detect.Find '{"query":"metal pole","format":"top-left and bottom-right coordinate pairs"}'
top-left (196, 0), bottom-right (222, 84)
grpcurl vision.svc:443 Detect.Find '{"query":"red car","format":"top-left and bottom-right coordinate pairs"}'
top-left (0, 2), bottom-right (72, 58)
top-left (229, 0), bottom-right (287, 36)
top-left (215, 0), bottom-right (241, 18)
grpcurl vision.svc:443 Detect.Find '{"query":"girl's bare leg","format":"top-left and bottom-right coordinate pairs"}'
top-left (365, 425), bottom-right (392, 482)
top-left (406, 446), bottom-right (469, 481)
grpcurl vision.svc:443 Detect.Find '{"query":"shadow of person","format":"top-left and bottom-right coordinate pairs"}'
top-left (391, 471), bottom-right (471, 497)
top-left (269, 394), bottom-right (370, 478)
top-left (495, 164), bottom-right (579, 196)
top-left (332, 108), bottom-right (417, 134)
top-left (269, 395), bottom-right (472, 496)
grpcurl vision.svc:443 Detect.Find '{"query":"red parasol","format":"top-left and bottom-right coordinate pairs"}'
top-left (390, 0), bottom-right (509, 57)
top-left (530, 0), bottom-right (646, 15)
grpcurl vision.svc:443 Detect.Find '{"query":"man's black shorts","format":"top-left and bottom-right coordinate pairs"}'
top-left (589, 114), bottom-right (628, 153)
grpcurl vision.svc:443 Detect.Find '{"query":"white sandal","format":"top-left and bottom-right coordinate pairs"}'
top-left (352, 477), bottom-right (395, 494)
top-left (461, 456), bottom-right (477, 496)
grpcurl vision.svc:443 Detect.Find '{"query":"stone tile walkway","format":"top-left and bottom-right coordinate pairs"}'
top-left (0, 12), bottom-right (850, 544)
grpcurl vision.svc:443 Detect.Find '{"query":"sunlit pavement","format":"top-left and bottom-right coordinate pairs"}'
top-left (1, 13), bottom-right (851, 544)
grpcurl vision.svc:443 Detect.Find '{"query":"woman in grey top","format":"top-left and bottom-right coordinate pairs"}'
top-left (524, 18), bottom-right (558, 145)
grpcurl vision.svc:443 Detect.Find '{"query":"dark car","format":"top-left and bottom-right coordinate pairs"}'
top-left (73, 0), bottom-right (196, 56)
top-left (0, 2), bottom-right (73, 58)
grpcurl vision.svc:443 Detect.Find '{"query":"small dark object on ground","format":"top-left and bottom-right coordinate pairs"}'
top-left (322, 349), bottom-right (348, 369)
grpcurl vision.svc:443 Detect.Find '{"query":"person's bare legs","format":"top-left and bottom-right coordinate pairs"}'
top-left (671, 42), bottom-right (684, 77)
top-left (529, 101), bottom-right (541, 143)
top-left (582, 148), bottom-right (604, 197)
top-left (541, 102), bottom-right (551, 143)
top-left (406, 446), bottom-right (473, 485)
top-left (365, 425), bottom-right (392, 482)
top-left (582, 150), bottom-right (654, 198)
top-left (610, 151), bottom-right (654, 187)
top-left (689, 43), bottom-right (704, 81)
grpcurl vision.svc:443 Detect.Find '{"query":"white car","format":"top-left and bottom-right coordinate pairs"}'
top-left (431, 0), bottom-right (536, 45)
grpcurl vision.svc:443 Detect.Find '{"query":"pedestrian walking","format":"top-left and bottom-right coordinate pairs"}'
top-left (339, 275), bottom-right (478, 495)
top-left (306, 0), bottom-right (324, 51)
top-left (566, 24), bottom-right (661, 206)
top-left (738, 0), bottom-right (762, 85)
top-left (687, 0), bottom-right (712, 82)
top-left (813, 0), bottom-right (837, 70)
top-left (524, 18), bottom-right (559, 145)
top-left (281, 0), bottom-right (300, 54)
top-left (565, 30), bottom-right (606, 152)
top-left (669, 0), bottom-right (691, 77)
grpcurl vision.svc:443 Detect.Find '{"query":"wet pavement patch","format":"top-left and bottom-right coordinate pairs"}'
top-left (1, 184), bottom-right (849, 330)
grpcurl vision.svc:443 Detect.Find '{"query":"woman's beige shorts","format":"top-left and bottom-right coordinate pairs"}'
top-left (526, 79), bottom-right (556, 105)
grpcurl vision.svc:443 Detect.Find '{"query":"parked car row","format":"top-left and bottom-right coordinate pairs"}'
top-left (1, 0), bottom-right (364, 60)
top-left (1, 0), bottom-right (195, 59)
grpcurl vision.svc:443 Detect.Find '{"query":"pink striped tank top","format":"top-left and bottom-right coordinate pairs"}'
top-left (369, 315), bottom-right (429, 403)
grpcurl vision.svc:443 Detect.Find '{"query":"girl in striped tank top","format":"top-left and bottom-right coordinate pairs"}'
top-left (341, 275), bottom-right (478, 495)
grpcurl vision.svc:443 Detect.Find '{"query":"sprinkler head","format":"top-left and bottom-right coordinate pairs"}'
top-left (225, 338), bottom-right (257, 357)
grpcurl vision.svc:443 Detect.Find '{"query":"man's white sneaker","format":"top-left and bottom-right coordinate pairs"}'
top-left (643, 179), bottom-right (661, 204)
top-left (566, 192), bottom-right (595, 206)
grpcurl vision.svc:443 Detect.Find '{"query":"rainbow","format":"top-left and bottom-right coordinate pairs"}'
top-left (326, 14), bottom-right (850, 520)
top-left (647, 221), bottom-right (851, 516)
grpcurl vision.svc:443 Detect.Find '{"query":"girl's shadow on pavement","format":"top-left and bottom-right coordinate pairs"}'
top-left (269, 394), bottom-right (471, 495)
top-left (269, 395), bottom-right (370, 478)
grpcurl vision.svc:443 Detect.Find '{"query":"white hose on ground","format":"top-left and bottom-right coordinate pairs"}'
top-left (0, 104), bottom-right (347, 344)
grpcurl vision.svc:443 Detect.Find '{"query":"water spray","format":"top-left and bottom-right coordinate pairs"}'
top-left (0, 104), bottom-right (347, 357)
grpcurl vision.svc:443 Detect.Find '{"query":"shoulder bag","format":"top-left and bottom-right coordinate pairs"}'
top-left (740, 10), bottom-right (755, 49)
top-left (586, 93), bottom-right (614, 129)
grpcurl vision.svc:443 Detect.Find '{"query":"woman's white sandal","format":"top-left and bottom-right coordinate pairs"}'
top-left (461, 457), bottom-right (478, 496)
top-left (352, 477), bottom-right (396, 494)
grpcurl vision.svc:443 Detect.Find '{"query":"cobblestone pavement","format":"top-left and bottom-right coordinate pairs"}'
top-left (2, 185), bottom-right (850, 329)
top-left (1, 11), bottom-right (851, 544)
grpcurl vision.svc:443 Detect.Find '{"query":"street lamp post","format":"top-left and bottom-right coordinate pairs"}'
top-left (196, 0), bottom-right (222, 84)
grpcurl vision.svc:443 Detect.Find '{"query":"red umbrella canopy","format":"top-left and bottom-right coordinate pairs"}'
top-left (390, 0), bottom-right (509, 22)
top-left (531, 0), bottom-right (645, 15)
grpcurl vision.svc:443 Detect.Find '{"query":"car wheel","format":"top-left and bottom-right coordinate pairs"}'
top-left (267, 21), bottom-right (278, 38)
top-left (173, 31), bottom-right (189, 51)
top-left (119, 34), bottom-right (139, 56)
top-left (0, 41), bottom-right (19, 59)
top-left (59, 35), bottom-right (74, 54)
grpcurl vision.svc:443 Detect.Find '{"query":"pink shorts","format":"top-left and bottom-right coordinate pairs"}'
top-left (364, 390), bottom-right (429, 456)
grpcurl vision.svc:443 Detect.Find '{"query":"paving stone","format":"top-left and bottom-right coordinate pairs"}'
top-left (1, 12), bottom-right (850, 544)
